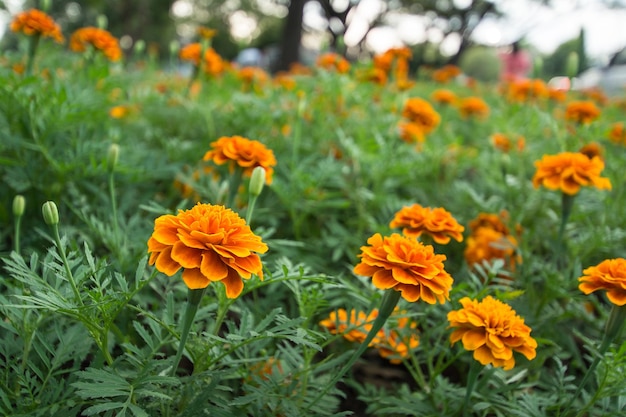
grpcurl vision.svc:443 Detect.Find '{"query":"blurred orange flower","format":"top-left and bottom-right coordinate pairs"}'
top-left (179, 43), bottom-right (225, 76)
top-left (579, 141), bottom-right (604, 161)
top-left (506, 78), bottom-right (547, 102)
top-left (431, 89), bottom-right (457, 106)
top-left (490, 133), bottom-right (525, 153)
top-left (608, 122), bottom-right (626, 145)
top-left (564, 100), bottom-right (601, 124)
top-left (432, 64), bottom-right (462, 83)
top-left (464, 227), bottom-right (519, 270)
top-left (389, 203), bottom-right (464, 244)
top-left (579, 258), bottom-right (626, 306)
top-left (316, 52), bottom-right (350, 73)
top-left (10, 8), bottom-right (64, 43)
top-left (532, 151), bottom-right (611, 195)
top-left (70, 27), bottom-right (122, 61)
top-left (398, 122), bottom-right (427, 144)
top-left (458, 96), bottom-right (490, 119)
top-left (147, 203), bottom-right (268, 298)
top-left (197, 26), bottom-right (217, 40)
top-left (374, 316), bottom-right (419, 364)
top-left (448, 296), bottom-right (537, 370)
top-left (353, 233), bottom-right (453, 304)
top-left (401, 97), bottom-right (441, 135)
top-left (319, 308), bottom-right (380, 344)
top-left (203, 135), bottom-right (277, 184)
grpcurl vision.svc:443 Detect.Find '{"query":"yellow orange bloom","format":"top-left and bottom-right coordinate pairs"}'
top-left (179, 43), bottom-right (225, 76)
top-left (564, 100), bottom-right (601, 124)
top-left (319, 308), bottom-right (380, 344)
top-left (506, 78), bottom-right (547, 102)
top-left (10, 9), bottom-right (64, 43)
top-left (448, 296), bottom-right (537, 370)
top-left (374, 316), bottom-right (419, 364)
top-left (70, 27), bottom-right (122, 61)
top-left (353, 233), bottom-right (453, 304)
top-left (401, 98), bottom-right (441, 135)
top-left (490, 133), bottom-right (525, 153)
top-left (109, 105), bottom-right (132, 119)
top-left (608, 122), bottom-right (626, 145)
top-left (578, 141), bottom-right (604, 161)
top-left (389, 204), bottom-right (464, 244)
top-left (432, 64), bottom-right (462, 83)
top-left (468, 211), bottom-right (511, 236)
top-left (464, 227), bottom-right (519, 270)
top-left (147, 203), bottom-right (268, 298)
top-left (203, 135), bottom-right (277, 185)
top-left (316, 52), bottom-right (350, 73)
top-left (431, 89), bottom-right (457, 106)
top-left (579, 258), bottom-right (626, 306)
top-left (197, 26), bottom-right (217, 40)
top-left (458, 96), bottom-right (490, 119)
top-left (532, 151), bottom-right (611, 195)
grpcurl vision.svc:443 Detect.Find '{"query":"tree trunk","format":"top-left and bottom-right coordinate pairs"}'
top-left (277, 0), bottom-right (306, 72)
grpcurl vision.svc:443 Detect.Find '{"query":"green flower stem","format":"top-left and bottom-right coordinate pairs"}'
top-left (304, 289), bottom-right (402, 410)
top-left (50, 224), bottom-right (83, 305)
top-left (564, 304), bottom-right (626, 417)
top-left (109, 170), bottom-right (120, 247)
top-left (462, 359), bottom-right (482, 417)
top-left (25, 34), bottom-right (41, 76)
top-left (225, 167), bottom-right (243, 209)
top-left (245, 194), bottom-right (258, 225)
top-left (170, 287), bottom-right (207, 377)
top-left (558, 193), bottom-right (575, 243)
top-left (14, 215), bottom-right (22, 256)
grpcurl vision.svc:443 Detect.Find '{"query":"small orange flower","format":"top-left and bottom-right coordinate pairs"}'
top-left (431, 89), bottom-right (457, 106)
top-left (147, 203), bottom-right (268, 298)
top-left (179, 43), bottom-right (225, 76)
top-left (564, 100), bottom-right (601, 124)
top-left (70, 27), bottom-right (122, 61)
top-left (401, 98), bottom-right (441, 135)
top-left (468, 211), bottom-right (511, 236)
top-left (319, 308), bottom-right (380, 344)
top-left (532, 151), bottom-right (611, 195)
top-left (490, 133), bottom-right (526, 153)
top-left (398, 122), bottom-right (426, 144)
top-left (432, 64), bottom-right (462, 83)
top-left (109, 105), bottom-right (130, 119)
top-left (457, 96), bottom-right (490, 119)
top-left (197, 26), bottom-right (217, 40)
top-left (448, 296), bottom-right (537, 370)
top-left (10, 9), bottom-right (64, 43)
top-left (389, 204), bottom-right (464, 244)
top-left (506, 79), bottom-right (547, 102)
top-left (464, 227), bottom-right (519, 270)
top-left (607, 122), bottom-right (626, 145)
top-left (579, 258), bottom-right (626, 306)
top-left (353, 233), bottom-right (453, 304)
top-left (578, 142), bottom-right (604, 161)
top-left (203, 135), bottom-right (277, 184)
top-left (374, 316), bottom-right (419, 364)
top-left (316, 52), bottom-right (350, 73)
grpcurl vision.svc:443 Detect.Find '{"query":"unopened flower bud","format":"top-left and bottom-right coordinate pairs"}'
top-left (566, 52), bottom-right (579, 79)
top-left (134, 39), bottom-right (146, 55)
top-left (40, 0), bottom-right (51, 12)
top-left (13, 195), bottom-right (25, 217)
top-left (107, 143), bottom-right (120, 171)
top-left (42, 201), bottom-right (59, 226)
top-left (169, 40), bottom-right (180, 56)
top-left (249, 166), bottom-right (266, 197)
top-left (97, 14), bottom-right (108, 29)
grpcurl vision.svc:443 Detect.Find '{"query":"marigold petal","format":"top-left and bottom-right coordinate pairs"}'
top-left (171, 241), bottom-right (202, 269)
top-left (606, 290), bottom-right (626, 306)
top-left (182, 268), bottom-right (210, 289)
top-left (473, 345), bottom-right (495, 366)
top-left (462, 329), bottom-right (486, 350)
top-left (154, 247), bottom-right (181, 276)
top-left (371, 270), bottom-right (398, 289)
top-left (221, 269), bottom-right (245, 298)
top-left (200, 251), bottom-right (229, 281)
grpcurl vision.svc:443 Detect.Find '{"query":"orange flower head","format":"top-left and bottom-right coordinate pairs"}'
top-left (316, 52), bottom-right (350, 73)
top-left (203, 135), bottom-right (276, 184)
top-left (389, 204), bottom-right (464, 244)
top-left (353, 233), bottom-right (453, 304)
top-left (197, 26), bottom-right (217, 40)
top-left (401, 98), bottom-right (441, 135)
top-left (532, 151), bottom-right (611, 195)
top-left (506, 79), bottom-right (548, 102)
top-left (490, 133), bottom-right (512, 152)
top-left (70, 27), bottom-right (122, 61)
top-left (579, 258), bottom-right (626, 306)
top-left (607, 122), bottom-right (626, 145)
top-left (374, 317), bottom-right (419, 364)
top-left (448, 296), bottom-right (537, 370)
top-left (432, 65), bottom-right (462, 83)
top-left (468, 211), bottom-right (511, 236)
top-left (564, 100), bottom-right (601, 124)
top-left (147, 203), bottom-right (268, 298)
top-left (319, 308), bottom-right (380, 344)
top-left (109, 105), bottom-right (130, 119)
top-left (431, 89), bottom-right (457, 106)
top-left (398, 122), bottom-right (426, 144)
top-left (578, 142), bottom-right (604, 161)
top-left (10, 9), bottom-right (64, 43)
top-left (463, 227), bottom-right (519, 270)
top-left (458, 96), bottom-right (490, 119)
top-left (179, 43), bottom-right (203, 65)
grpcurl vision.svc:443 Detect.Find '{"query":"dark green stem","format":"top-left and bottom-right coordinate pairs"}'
top-left (25, 34), bottom-right (41, 76)
top-left (109, 171), bottom-right (120, 247)
top-left (51, 224), bottom-right (82, 305)
top-left (226, 167), bottom-right (243, 209)
top-left (170, 287), bottom-right (207, 376)
top-left (462, 360), bottom-right (482, 416)
top-left (14, 216), bottom-right (22, 256)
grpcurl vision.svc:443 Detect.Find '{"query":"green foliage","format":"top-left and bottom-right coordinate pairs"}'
top-left (459, 46), bottom-right (501, 82)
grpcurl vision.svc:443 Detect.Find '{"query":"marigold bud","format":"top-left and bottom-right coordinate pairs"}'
top-left (97, 14), bottom-right (108, 29)
top-left (13, 195), bottom-right (25, 217)
top-left (107, 143), bottom-right (120, 171)
top-left (249, 166), bottom-right (266, 197)
top-left (134, 39), bottom-right (146, 54)
top-left (42, 201), bottom-right (59, 225)
top-left (566, 52), bottom-right (579, 78)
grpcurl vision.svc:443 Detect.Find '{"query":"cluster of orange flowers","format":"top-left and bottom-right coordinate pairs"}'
top-left (448, 296), bottom-right (537, 370)
top-left (10, 8), bottom-right (64, 43)
top-left (69, 27), bottom-right (122, 61)
top-left (179, 43), bottom-right (226, 76)
top-left (147, 203), bottom-right (268, 298)
top-left (398, 97), bottom-right (441, 144)
top-left (563, 100), bottom-right (601, 125)
top-left (430, 89), bottom-right (458, 106)
top-left (319, 308), bottom-right (419, 364)
top-left (431, 64), bottom-right (462, 83)
top-left (463, 211), bottom-right (520, 272)
top-left (504, 78), bottom-right (548, 102)
top-left (607, 122), bottom-right (626, 145)
top-left (457, 96), bottom-right (490, 120)
top-left (490, 133), bottom-right (526, 153)
top-left (370, 47), bottom-right (414, 90)
top-left (315, 52), bottom-right (350, 74)
top-left (203, 135), bottom-right (277, 185)
top-left (236, 66), bottom-right (269, 92)
top-left (532, 151), bottom-right (611, 195)
top-left (353, 233), bottom-right (453, 304)
top-left (389, 203), bottom-right (464, 244)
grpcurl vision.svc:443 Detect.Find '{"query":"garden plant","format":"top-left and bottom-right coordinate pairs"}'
top-left (2, 8), bottom-right (626, 417)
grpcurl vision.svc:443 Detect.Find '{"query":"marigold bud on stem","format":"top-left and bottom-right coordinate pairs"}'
top-left (107, 143), bottom-right (120, 171)
top-left (249, 166), bottom-right (266, 197)
top-left (42, 201), bottom-right (59, 225)
top-left (13, 195), bottom-right (25, 217)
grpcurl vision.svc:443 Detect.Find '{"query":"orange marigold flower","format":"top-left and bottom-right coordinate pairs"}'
top-left (463, 227), bottom-right (519, 270)
top-left (147, 203), bottom-right (268, 298)
top-left (353, 233), bottom-right (453, 304)
top-left (203, 135), bottom-right (277, 185)
top-left (448, 296), bottom-right (537, 370)
top-left (319, 308), bottom-right (380, 344)
top-left (579, 258), bottom-right (626, 306)
top-left (532, 151), bottom-right (612, 195)
top-left (506, 79), bottom-right (547, 102)
top-left (432, 64), bottom-right (462, 83)
top-left (179, 43), bottom-right (225, 76)
top-left (490, 133), bottom-right (526, 153)
top-left (607, 122), bottom-right (626, 145)
top-left (431, 89), bottom-right (457, 106)
top-left (10, 9), bottom-right (64, 43)
top-left (468, 211), bottom-right (511, 236)
top-left (401, 97), bottom-right (441, 135)
top-left (316, 52), bottom-right (350, 73)
top-left (197, 26), bottom-right (217, 40)
top-left (109, 105), bottom-right (130, 119)
top-left (398, 122), bottom-right (427, 144)
top-left (546, 87), bottom-right (567, 102)
top-left (564, 100), bottom-right (601, 124)
top-left (374, 316), bottom-right (419, 364)
top-left (70, 27), bottom-right (122, 61)
top-left (458, 96), bottom-right (490, 119)
top-left (579, 141), bottom-right (604, 161)
top-left (389, 204), bottom-right (464, 244)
